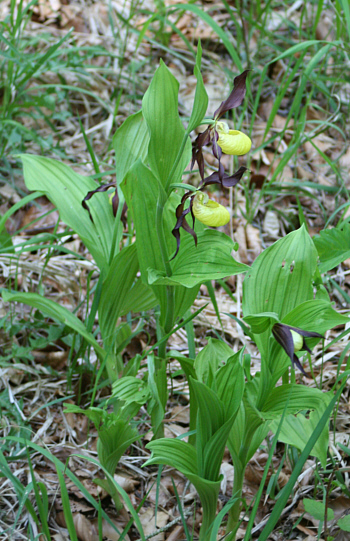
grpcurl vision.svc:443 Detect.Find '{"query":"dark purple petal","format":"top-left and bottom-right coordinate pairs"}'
top-left (197, 128), bottom-right (211, 148)
top-left (110, 190), bottom-right (128, 221)
top-left (272, 324), bottom-right (295, 364)
top-left (192, 128), bottom-right (211, 179)
top-left (191, 147), bottom-right (205, 180)
top-left (212, 129), bottom-right (222, 161)
top-left (221, 166), bottom-right (248, 188)
top-left (288, 327), bottom-right (324, 340)
top-left (170, 193), bottom-right (197, 260)
top-left (213, 70), bottom-right (250, 120)
top-left (82, 182), bottom-right (116, 222)
top-left (201, 166), bottom-right (248, 189)
top-left (292, 354), bottom-right (307, 376)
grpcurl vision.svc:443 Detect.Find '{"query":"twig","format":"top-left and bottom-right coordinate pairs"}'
top-left (145, 509), bottom-right (193, 539)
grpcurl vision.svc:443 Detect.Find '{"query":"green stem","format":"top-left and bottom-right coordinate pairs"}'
top-left (169, 182), bottom-right (197, 192)
top-left (107, 478), bottom-right (124, 512)
top-left (155, 198), bottom-right (175, 358)
top-left (198, 483), bottom-right (222, 541)
top-left (226, 425), bottom-right (257, 539)
top-left (225, 464), bottom-right (244, 540)
top-left (282, 370), bottom-right (289, 385)
top-left (164, 130), bottom-right (190, 193)
top-left (108, 188), bottom-right (124, 265)
top-left (157, 330), bottom-right (167, 360)
top-left (156, 200), bottom-right (172, 277)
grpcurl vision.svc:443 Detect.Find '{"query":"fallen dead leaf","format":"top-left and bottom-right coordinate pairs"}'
top-left (19, 196), bottom-right (59, 234)
top-left (166, 524), bottom-right (184, 541)
top-left (234, 223), bottom-right (248, 265)
top-left (220, 462), bottom-right (234, 495)
top-left (146, 474), bottom-right (186, 508)
top-left (56, 512), bottom-right (130, 541)
top-left (246, 223), bottom-right (262, 261)
top-left (139, 507), bottom-right (168, 541)
top-left (114, 472), bottom-right (139, 492)
top-left (169, 405), bottom-right (190, 425)
top-left (263, 210), bottom-right (280, 239)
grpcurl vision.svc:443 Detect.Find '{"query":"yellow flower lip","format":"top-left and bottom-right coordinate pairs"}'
top-left (216, 121), bottom-right (251, 156)
top-left (192, 192), bottom-right (230, 227)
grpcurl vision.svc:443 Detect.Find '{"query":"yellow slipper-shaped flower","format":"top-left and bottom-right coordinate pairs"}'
top-left (216, 121), bottom-right (251, 156)
top-left (192, 192), bottom-right (230, 227)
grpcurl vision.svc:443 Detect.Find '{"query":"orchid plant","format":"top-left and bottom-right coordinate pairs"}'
top-left (146, 225), bottom-right (349, 540)
top-left (2, 42), bottom-right (349, 537)
top-left (2, 44), bottom-right (251, 442)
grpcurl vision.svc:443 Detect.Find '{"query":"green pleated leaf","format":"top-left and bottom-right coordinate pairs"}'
top-left (186, 41), bottom-right (209, 133)
top-left (122, 161), bottom-right (200, 326)
top-left (145, 439), bottom-right (221, 533)
top-left (243, 225), bottom-right (317, 320)
top-left (2, 290), bottom-right (105, 358)
top-left (173, 284), bottom-right (200, 322)
top-left (313, 223), bottom-right (350, 273)
top-left (243, 226), bottom-right (318, 376)
top-left (227, 399), bottom-right (270, 468)
top-left (146, 438), bottom-right (198, 475)
top-left (122, 159), bottom-right (168, 315)
top-left (191, 379), bottom-right (233, 481)
top-left (142, 60), bottom-right (191, 190)
top-left (194, 337), bottom-right (234, 384)
top-left (148, 230), bottom-right (249, 288)
top-left (119, 277), bottom-right (157, 316)
top-left (185, 473), bottom-right (222, 534)
top-left (244, 312), bottom-right (280, 334)
top-left (99, 244), bottom-right (139, 347)
top-left (97, 418), bottom-right (139, 475)
top-left (147, 353), bottom-right (168, 439)
top-left (282, 299), bottom-right (349, 331)
top-left (112, 110), bottom-right (149, 185)
top-left (261, 384), bottom-right (331, 419)
top-left (122, 159), bottom-right (166, 281)
top-left (64, 405), bottom-right (139, 476)
top-left (20, 154), bottom-right (116, 272)
top-left (201, 417), bottom-right (236, 481)
top-left (111, 376), bottom-right (151, 406)
top-left (227, 401), bottom-right (270, 470)
top-left (63, 405), bottom-right (105, 427)
top-left (215, 353), bottom-right (244, 417)
top-left (270, 406), bottom-right (330, 467)
top-left (227, 405), bottom-right (245, 463)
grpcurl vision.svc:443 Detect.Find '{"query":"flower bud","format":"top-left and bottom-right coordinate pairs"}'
top-left (192, 192), bottom-right (230, 227)
top-left (290, 330), bottom-right (304, 352)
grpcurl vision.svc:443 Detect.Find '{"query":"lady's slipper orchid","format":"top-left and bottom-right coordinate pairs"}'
top-left (272, 323), bottom-right (323, 374)
top-left (192, 70), bottom-right (251, 184)
top-left (216, 122), bottom-right (252, 156)
top-left (171, 185), bottom-right (234, 259)
top-left (192, 192), bottom-right (230, 227)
